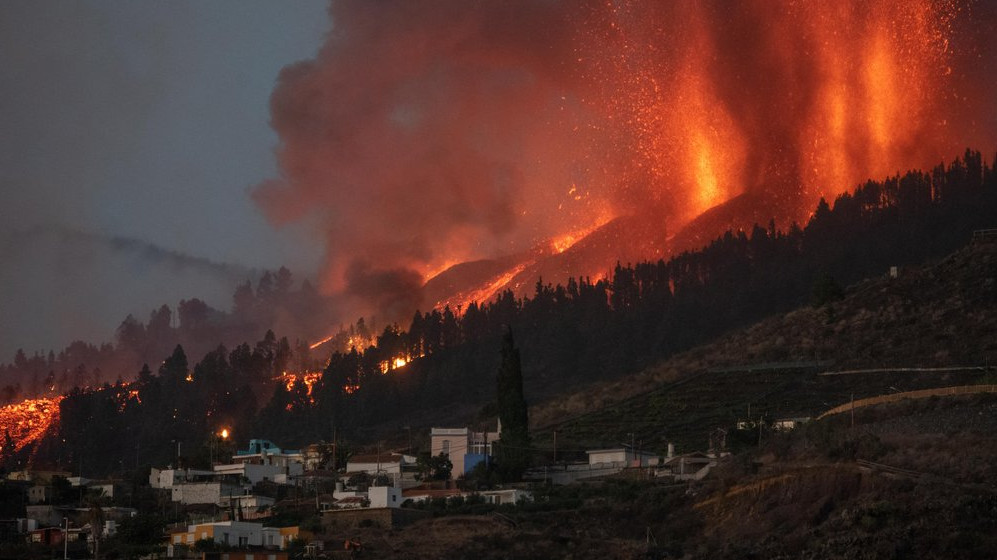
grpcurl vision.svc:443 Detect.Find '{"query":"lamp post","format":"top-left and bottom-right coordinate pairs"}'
top-left (63, 517), bottom-right (69, 560)
top-left (212, 428), bottom-right (230, 466)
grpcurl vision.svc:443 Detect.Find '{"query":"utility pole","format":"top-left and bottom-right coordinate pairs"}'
top-left (63, 517), bottom-right (69, 560)
top-left (376, 441), bottom-right (381, 485)
top-left (332, 427), bottom-right (338, 471)
top-left (552, 431), bottom-right (557, 465)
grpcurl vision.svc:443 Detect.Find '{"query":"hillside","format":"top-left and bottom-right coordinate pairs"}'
top-left (306, 395), bottom-right (997, 559)
top-left (9, 152), bottom-right (997, 476)
top-left (531, 238), bottom-right (997, 456)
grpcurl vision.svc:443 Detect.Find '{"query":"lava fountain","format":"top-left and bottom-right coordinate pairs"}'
top-left (256, 0), bottom-right (995, 318)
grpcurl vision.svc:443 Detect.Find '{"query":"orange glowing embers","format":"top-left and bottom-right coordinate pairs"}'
top-left (0, 396), bottom-right (65, 453)
top-left (117, 388), bottom-right (142, 412)
top-left (343, 383), bottom-right (360, 394)
top-left (278, 371), bottom-right (322, 401)
top-left (378, 355), bottom-right (417, 374)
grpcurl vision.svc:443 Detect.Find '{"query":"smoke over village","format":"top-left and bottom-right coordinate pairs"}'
top-left (1, 2), bottom-right (997, 558)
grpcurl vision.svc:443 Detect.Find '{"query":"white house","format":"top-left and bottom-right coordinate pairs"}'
top-left (772, 417), bottom-right (811, 431)
top-left (27, 485), bottom-right (52, 505)
top-left (586, 447), bottom-right (659, 468)
top-left (170, 481), bottom-right (243, 506)
top-left (149, 467), bottom-right (215, 490)
top-left (430, 422), bottom-right (500, 478)
top-left (213, 461), bottom-right (299, 485)
top-left (658, 452), bottom-right (716, 481)
top-left (367, 486), bottom-right (403, 509)
top-left (480, 488), bottom-right (531, 506)
top-left (166, 521), bottom-right (299, 557)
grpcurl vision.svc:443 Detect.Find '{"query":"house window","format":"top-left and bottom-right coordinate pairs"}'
top-left (268, 535), bottom-right (274, 546)
top-left (442, 440), bottom-right (450, 455)
top-left (223, 532), bottom-right (229, 544)
top-left (239, 536), bottom-right (248, 547)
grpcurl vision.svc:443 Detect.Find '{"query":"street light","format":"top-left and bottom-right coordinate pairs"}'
top-left (211, 429), bottom-right (231, 466)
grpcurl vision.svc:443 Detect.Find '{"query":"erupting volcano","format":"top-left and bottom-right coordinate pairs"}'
top-left (256, 0), bottom-right (997, 324)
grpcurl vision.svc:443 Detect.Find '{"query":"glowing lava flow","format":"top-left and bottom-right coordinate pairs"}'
top-left (436, 262), bottom-right (531, 312)
top-left (0, 396), bottom-right (64, 453)
top-left (278, 371), bottom-right (322, 401)
top-left (309, 334), bottom-right (335, 350)
top-left (310, 333), bottom-right (377, 352)
top-left (551, 213), bottom-right (615, 254)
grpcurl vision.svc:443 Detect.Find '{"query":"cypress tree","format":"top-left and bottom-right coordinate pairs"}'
top-left (494, 327), bottom-right (530, 480)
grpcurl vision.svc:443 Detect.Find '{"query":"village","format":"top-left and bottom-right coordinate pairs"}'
top-left (0, 415), bottom-right (757, 559)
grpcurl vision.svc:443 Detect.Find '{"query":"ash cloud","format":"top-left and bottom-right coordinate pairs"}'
top-left (254, 0), bottom-right (605, 319)
top-left (256, 0), bottom-right (997, 319)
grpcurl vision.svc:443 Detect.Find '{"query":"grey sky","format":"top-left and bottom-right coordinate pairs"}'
top-left (0, 1), bottom-right (329, 357)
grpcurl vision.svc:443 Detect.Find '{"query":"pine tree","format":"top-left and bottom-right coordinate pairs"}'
top-left (494, 327), bottom-right (530, 480)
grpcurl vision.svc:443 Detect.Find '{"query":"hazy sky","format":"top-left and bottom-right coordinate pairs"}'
top-left (0, 1), bottom-right (329, 357)
top-left (0, 1), bottom-right (327, 269)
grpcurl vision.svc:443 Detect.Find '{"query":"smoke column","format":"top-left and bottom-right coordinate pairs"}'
top-left (255, 0), bottom-right (997, 320)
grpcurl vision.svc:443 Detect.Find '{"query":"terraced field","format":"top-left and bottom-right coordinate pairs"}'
top-left (532, 366), bottom-right (987, 459)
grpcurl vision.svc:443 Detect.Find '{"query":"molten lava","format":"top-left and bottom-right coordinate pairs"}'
top-left (0, 396), bottom-right (64, 453)
top-left (309, 332), bottom-right (378, 353)
top-left (309, 334), bottom-right (335, 350)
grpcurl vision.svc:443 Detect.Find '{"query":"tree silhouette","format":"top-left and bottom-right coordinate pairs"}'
top-left (494, 327), bottom-right (530, 480)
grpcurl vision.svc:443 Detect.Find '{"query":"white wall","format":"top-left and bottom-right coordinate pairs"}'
top-left (368, 486), bottom-right (402, 509)
top-left (171, 482), bottom-right (240, 505)
top-left (587, 450), bottom-right (627, 465)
